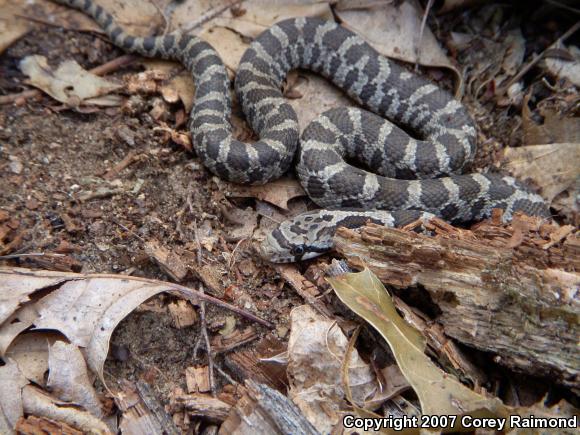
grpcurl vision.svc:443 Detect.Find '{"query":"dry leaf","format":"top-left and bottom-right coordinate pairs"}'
top-left (225, 177), bottom-right (306, 210)
top-left (0, 0), bottom-right (30, 54)
top-left (335, 0), bottom-right (462, 91)
top-left (4, 332), bottom-right (60, 385)
top-left (201, 0), bottom-right (332, 40)
top-left (0, 267), bottom-right (203, 385)
top-left (0, 271), bottom-right (69, 324)
top-left (287, 73), bottom-right (354, 131)
top-left (19, 55), bottom-right (122, 107)
top-left (523, 104), bottom-right (580, 145)
top-left (287, 305), bottom-right (378, 433)
top-left (0, 360), bottom-right (29, 432)
top-left (219, 316), bottom-right (237, 337)
top-left (47, 341), bottom-right (105, 419)
top-left (168, 300), bottom-right (198, 329)
top-left (220, 204), bottom-right (259, 241)
top-left (502, 143), bottom-right (580, 203)
top-left (544, 45), bottom-right (580, 87)
top-left (22, 385), bottom-right (111, 434)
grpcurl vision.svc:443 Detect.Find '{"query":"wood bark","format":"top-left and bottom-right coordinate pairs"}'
top-left (218, 380), bottom-right (318, 435)
top-left (333, 216), bottom-right (579, 391)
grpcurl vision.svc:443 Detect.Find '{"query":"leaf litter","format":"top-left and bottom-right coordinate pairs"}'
top-left (0, 0), bottom-right (578, 433)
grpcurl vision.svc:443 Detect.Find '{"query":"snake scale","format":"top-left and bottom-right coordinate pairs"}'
top-left (53, 0), bottom-right (549, 262)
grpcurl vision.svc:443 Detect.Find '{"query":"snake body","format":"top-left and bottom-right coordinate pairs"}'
top-left (53, 0), bottom-right (549, 262)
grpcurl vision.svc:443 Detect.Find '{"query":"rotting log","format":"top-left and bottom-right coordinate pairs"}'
top-left (333, 215), bottom-right (579, 392)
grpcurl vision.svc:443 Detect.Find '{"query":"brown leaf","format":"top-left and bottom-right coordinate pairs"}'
top-left (502, 143), bottom-right (580, 204)
top-left (47, 341), bottom-right (106, 420)
top-left (335, 0), bottom-right (462, 92)
top-left (0, 267), bottom-right (201, 385)
top-left (20, 56), bottom-right (122, 107)
top-left (0, 360), bottom-right (29, 431)
top-left (287, 305), bottom-right (379, 433)
top-left (225, 177), bottom-right (306, 210)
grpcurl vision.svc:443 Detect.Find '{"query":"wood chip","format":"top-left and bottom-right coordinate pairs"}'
top-left (145, 240), bottom-right (188, 281)
top-left (185, 366), bottom-right (211, 394)
top-left (168, 300), bottom-right (198, 329)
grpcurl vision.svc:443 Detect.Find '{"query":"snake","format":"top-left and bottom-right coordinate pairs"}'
top-left (52, 0), bottom-right (549, 262)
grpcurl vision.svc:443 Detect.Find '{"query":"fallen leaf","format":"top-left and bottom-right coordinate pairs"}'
top-left (0, 304), bottom-right (40, 355)
top-left (286, 73), bottom-right (355, 131)
top-left (47, 341), bottom-right (106, 420)
top-left (0, 267), bottom-right (203, 385)
top-left (544, 45), bottom-right (580, 87)
top-left (0, 271), bottom-right (69, 324)
top-left (22, 385), bottom-right (111, 434)
top-left (225, 177), bottom-right (306, 210)
top-left (20, 55), bottom-right (123, 107)
top-left (327, 268), bottom-right (509, 431)
top-left (502, 143), bottom-right (580, 203)
top-left (287, 305), bottom-right (379, 433)
top-left (0, 0), bottom-right (30, 54)
top-left (168, 300), bottom-right (198, 329)
top-left (5, 332), bottom-right (60, 385)
top-left (220, 204), bottom-right (259, 241)
top-left (523, 104), bottom-right (580, 145)
top-left (219, 316), bottom-right (237, 337)
top-left (0, 360), bottom-right (29, 432)
top-left (335, 0), bottom-right (462, 91)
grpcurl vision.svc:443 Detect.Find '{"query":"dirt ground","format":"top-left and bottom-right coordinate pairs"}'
top-left (1, 0), bottom-right (578, 432)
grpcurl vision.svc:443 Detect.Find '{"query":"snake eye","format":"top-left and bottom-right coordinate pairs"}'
top-left (291, 245), bottom-right (305, 256)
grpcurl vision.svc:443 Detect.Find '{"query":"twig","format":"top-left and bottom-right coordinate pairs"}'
top-left (182, 0), bottom-right (244, 33)
top-left (544, 0), bottom-right (580, 15)
top-left (0, 54), bottom-right (136, 105)
top-left (173, 284), bottom-right (276, 327)
top-left (104, 150), bottom-right (139, 180)
top-left (198, 285), bottom-right (216, 396)
top-left (415, 0), bottom-right (435, 71)
top-left (211, 332), bottom-right (260, 356)
top-left (228, 238), bottom-right (246, 271)
top-left (214, 364), bottom-right (238, 385)
top-left (0, 252), bottom-right (65, 260)
top-left (497, 20), bottom-right (580, 95)
top-left (112, 218), bottom-right (145, 242)
top-left (192, 219), bottom-right (203, 266)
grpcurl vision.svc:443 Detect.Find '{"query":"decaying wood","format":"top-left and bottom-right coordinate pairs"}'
top-left (218, 380), bottom-right (318, 435)
top-left (223, 336), bottom-right (288, 393)
top-left (170, 393), bottom-right (231, 422)
top-left (333, 215), bottom-right (579, 391)
top-left (16, 415), bottom-right (83, 435)
top-left (144, 241), bottom-right (188, 282)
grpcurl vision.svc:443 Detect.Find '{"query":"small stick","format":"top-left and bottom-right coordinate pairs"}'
top-left (211, 332), bottom-right (260, 356)
top-left (0, 252), bottom-right (65, 260)
top-left (104, 150), bottom-right (139, 180)
top-left (198, 284), bottom-right (216, 396)
top-left (497, 20), bottom-right (580, 95)
top-left (182, 0), bottom-right (244, 33)
top-left (415, 0), bottom-right (435, 71)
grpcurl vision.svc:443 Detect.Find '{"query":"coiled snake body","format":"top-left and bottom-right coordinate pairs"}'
top-left (53, 0), bottom-right (549, 262)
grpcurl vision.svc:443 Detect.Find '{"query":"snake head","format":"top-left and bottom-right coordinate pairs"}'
top-left (257, 211), bottom-right (335, 263)
top-left (258, 209), bottom-right (436, 263)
